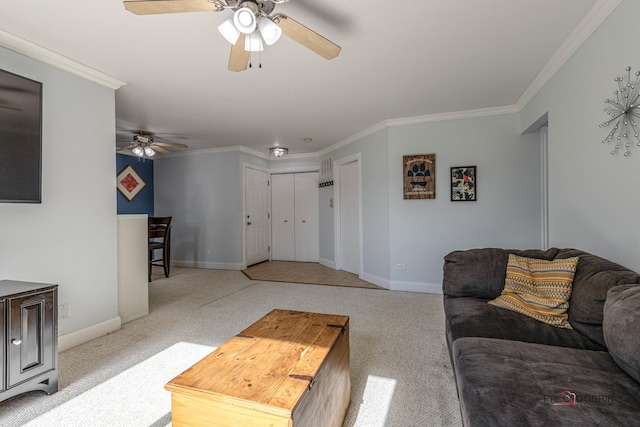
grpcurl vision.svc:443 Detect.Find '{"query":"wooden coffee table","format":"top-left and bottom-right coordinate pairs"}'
top-left (165, 309), bottom-right (350, 427)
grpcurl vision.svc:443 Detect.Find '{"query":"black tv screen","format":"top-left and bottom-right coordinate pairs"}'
top-left (0, 68), bottom-right (42, 203)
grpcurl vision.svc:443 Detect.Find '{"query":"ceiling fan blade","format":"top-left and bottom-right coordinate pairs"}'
top-left (229, 34), bottom-right (250, 72)
top-left (123, 0), bottom-right (221, 15)
top-left (117, 145), bottom-right (137, 151)
top-left (153, 146), bottom-right (171, 154)
top-left (154, 141), bottom-right (188, 148)
top-left (275, 15), bottom-right (341, 60)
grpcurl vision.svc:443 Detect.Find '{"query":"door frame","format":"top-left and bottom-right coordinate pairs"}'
top-left (333, 153), bottom-right (363, 275)
top-left (243, 162), bottom-right (271, 269)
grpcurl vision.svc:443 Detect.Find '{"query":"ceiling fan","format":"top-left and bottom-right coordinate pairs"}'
top-left (123, 0), bottom-right (341, 71)
top-left (117, 132), bottom-right (188, 158)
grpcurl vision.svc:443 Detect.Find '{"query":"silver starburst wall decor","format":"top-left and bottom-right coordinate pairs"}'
top-left (600, 66), bottom-right (640, 157)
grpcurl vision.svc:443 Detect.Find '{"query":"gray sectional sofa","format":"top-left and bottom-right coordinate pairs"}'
top-left (442, 247), bottom-right (640, 426)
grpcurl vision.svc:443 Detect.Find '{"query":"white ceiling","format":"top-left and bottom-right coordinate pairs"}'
top-left (0, 0), bottom-right (610, 156)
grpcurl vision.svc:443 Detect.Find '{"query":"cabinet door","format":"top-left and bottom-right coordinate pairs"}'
top-left (7, 290), bottom-right (55, 387)
top-left (0, 300), bottom-right (4, 392)
top-left (271, 174), bottom-right (295, 261)
top-left (294, 172), bottom-right (319, 262)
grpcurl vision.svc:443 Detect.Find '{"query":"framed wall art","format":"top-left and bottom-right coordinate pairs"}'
top-left (451, 166), bottom-right (476, 201)
top-left (117, 165), bottom-right (146, 201)
top-left (403, 154), bottom-right (435, 199)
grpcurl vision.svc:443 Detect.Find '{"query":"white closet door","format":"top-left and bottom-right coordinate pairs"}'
top-left (294, 172), bottom-right (319, 262)
top-left (339, 161), bottom-right (360, 275)
top-left (271, 174), bottom-right (295, 261)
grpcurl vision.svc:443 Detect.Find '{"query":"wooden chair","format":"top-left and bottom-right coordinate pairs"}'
top-left (149, 216), bottom-right (172, 281)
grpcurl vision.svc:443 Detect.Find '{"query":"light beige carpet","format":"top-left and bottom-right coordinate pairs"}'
top-left (243, 261), bottom-right (385, 290)
top-left (0, 267), bottom-right (461, 427)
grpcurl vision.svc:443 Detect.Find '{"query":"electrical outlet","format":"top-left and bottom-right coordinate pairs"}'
top-left (59, 303), bottom-right (69, 319)
top-left (396, 264), bottom-right (406, 270)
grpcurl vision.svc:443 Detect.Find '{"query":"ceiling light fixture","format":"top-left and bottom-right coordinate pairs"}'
top-left (270, 147), bottom-right (288, 158)
top-left (233, 6), bottom-right (257, 34)
top-left (217, 1), bottom-right (283, 55)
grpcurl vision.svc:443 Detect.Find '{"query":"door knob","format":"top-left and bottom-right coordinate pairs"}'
top-left (11, 339), bottom-right (21, 346)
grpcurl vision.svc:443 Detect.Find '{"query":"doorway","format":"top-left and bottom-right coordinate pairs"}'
top-left (245, 165), bottom-right (270, 266)
top-left (334, 154), bottom-right (361, 276)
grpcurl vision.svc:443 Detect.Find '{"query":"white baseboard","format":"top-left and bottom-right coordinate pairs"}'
top-left (121, 310), bottom-right (149, 325)
top-left (390, 281), bottom-right (443, 294)
top-left (319, 258), bottom-right (335, 269)
top-left (360, 272), bottom-right (390, 289)
top-left (59, 316), bottom-right (122, 352)
top-left (173, 260), bottom-right (245, 270)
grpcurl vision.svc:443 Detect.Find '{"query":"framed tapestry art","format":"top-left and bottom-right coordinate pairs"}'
top-left (403, 154), bottom-right (435, 199)
top-left (117, 165), bottom-right (146, 201)
top-left (451, 166), bottom-right (476, 201)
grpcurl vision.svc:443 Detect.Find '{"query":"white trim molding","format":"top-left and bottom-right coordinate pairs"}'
top-left (361, 272), bottom-right (390, 290)
top-left (0, 29), bottom-right (127, 90)
top-left (173, 260), bottom-right (246, 270)
top-left (516, 0), bottom-right (622, 110)
top-left (58, 316), bottom-right (122, 352)
top-left (390, 281), bottom-right (442, 294)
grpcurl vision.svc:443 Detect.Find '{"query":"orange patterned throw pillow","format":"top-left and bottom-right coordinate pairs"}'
top-left (488, 255), bottom-right (579, 329)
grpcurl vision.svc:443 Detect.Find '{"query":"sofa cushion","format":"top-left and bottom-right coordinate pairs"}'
top-left (603, 284), bottom-right (640, 383)
top-left (442, 247), bottom-right (560, 299)
top-left (556, 249), bottom-right (640, 347)
top-left (444, 296), bottom-right (604, 351)
top-left (453, 337), bottom-right (640, 427)
top-left (488, 255), bottom-right (579, 329)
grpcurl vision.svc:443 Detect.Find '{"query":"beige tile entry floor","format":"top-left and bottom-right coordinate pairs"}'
top-left (242, 261), bottom-right (386, 290)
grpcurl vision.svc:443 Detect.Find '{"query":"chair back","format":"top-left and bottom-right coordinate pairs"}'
top-left (149, 216), bottom-right (172, 240)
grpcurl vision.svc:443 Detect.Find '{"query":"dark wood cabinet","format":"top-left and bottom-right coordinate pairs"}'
top-left (1, 280), bottom-right (58, 402)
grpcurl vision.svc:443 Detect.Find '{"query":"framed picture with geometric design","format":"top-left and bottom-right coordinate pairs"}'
top-left (116, 165), bottom-right (146, 201)
top-left (451, 165), bottom-right (476, 201)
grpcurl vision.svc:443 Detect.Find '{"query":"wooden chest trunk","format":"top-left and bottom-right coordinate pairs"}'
top-left (165, 309), bottom-right (350, 427)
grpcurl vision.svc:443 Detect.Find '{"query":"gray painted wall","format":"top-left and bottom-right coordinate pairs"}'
top-left (0, 46), bottom-right (118, 336)
top-left (520, 0), bottom-right (640, 273)
top-left (154, 150), bottom-right (246, 269)
top-left (387, 114), bottom-right (541, 291)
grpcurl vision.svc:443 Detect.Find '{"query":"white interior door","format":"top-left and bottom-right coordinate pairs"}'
top-left (271, 174), bottom-right (295, 261)
top-left (338, 160), bottom-right (360, 275)
top-left (294, 172), bottom-right (319, 262)
top-left (245, 167), bottom-right (270, 266)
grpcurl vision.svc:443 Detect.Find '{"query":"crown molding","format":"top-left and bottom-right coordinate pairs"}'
top-left (318, 105), bottom-right (518, 156)
top-left (0, 29), bottom-right (126, 90)
top-left (515, 0), bottom-right (621, 110)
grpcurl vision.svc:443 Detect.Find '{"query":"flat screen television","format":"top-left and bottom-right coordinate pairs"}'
top-left (0, 68), bottom-right (43, 203)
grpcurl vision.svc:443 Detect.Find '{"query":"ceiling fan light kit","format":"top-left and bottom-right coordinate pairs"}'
top-left (117, 132), bottom-right (188, 158)
top-left (124, 0), bottom-right (341, 72)
top-left (218, 19), bottom-right (240, 44)
top-left (233, 5), bottom-right (258, 34)
top-left (245, 31), bottom-right (264, 52)
top-left (258, 18), bottom-right (282, 45)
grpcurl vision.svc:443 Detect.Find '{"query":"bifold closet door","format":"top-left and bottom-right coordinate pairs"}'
top-left (271, 174), bottom-right (295, 261)
top-left (271, 172), bottom-right (319, 262)
top-left (293, 172), bottom-right (319, 262)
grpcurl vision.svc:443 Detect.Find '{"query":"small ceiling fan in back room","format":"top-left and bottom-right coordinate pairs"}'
top-left (117, 131), bottom-right (188, 158)
top-left (123, 0), bottom-right (342, 71)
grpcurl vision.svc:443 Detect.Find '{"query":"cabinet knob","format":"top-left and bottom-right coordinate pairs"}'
top-left (284, 220), bottom-right (288, 223)
top-left (11, 339), bottom-right (22, 346)
top-left (247, 222), bottom-right (252, 225)
top-left (302, 220), bottom-right (306, 223)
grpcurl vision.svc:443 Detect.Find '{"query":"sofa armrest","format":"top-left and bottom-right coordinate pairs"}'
top-left (442, 247), bottom-right (560, 299)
